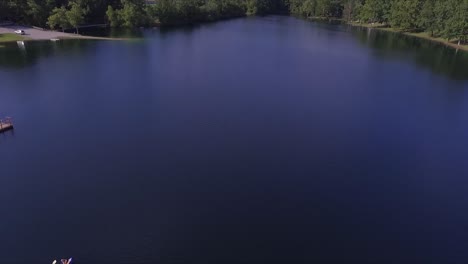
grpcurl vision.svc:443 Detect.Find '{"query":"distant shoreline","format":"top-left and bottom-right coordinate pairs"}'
top-left (0, 34), bottom-right (131, 43)
top-left (3, 18), bottom-right (468, 52)
top-left (349, 22), bottom-right (468, 53)
top-left (0, 25), bottom-right (134, 43)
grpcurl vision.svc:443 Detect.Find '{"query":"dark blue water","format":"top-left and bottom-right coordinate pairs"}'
top-left (2, 16), bottom-right (468, 264)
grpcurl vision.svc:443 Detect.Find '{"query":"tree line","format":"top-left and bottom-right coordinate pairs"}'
top-left (0, 0), bottom-right (287, 29)
top-left (289, 0), bottom-right (468, 44)
top-left (0, 0), bottom-right (467, 44)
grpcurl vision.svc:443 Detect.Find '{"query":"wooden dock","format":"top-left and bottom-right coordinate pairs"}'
top-left (0, 117), bottom-right (13, 133)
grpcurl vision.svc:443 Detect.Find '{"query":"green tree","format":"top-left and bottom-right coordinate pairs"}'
top-left (359, 0), bottom-right (390, 24)
top-left (47, 6), bottom-right (70, 31)
top-left (418, 0), bottom-right (436, 36)
top-left (245, 0), bottom-right (286, 15)
top-left (443, 0), bottom-right (468, 44)
top-left (343, 0), bottom-right (362, 22)
top-left (176, 0), bottom-right (203, 24)
top-left (246, 0), bottom-right (258, 15)
top-left (389, 0), bottom-right (421, 31)
top-left (25, 0), bottom-right (54, 26)
top-left (433, 0), bottom-right (450, 36)
top-left (106, 5), bottom-right (121, 27)
top-left (155, 0), bottom-right (179, 25)
top-left (118, 0), bottom-right (147, 27)
top-left (201, 0), bottom-right (221, 20)
top-left (314, 0), bottom-right (343, 18)
top-left (288, 0), bottom-right (304, 15)
top-left (288, 0), bottom-right (316, 17)
top-left (66, 1), bottom-right (87, 34)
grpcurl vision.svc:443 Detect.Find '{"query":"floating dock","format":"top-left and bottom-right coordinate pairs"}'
top-left (0, 117), bottom-right (13, 133)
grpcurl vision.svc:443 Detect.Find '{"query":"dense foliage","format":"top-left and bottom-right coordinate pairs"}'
top-left (0, 0), bottom-right (287, 28)
top-left (0, 0), bottom-right (467, 44)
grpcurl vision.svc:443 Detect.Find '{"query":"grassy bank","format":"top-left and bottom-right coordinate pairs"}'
top-left (57, 35), bottom-right (135, 41)
top-left (0, 33), bottom-right (28, 43)
top-left (350, 22), bottom-right (468, 52)
top-left (0, 31), bottom-right (132, 43)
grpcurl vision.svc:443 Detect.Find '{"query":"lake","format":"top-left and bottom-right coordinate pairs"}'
top-left (1, 16), bottom-right (468, 264)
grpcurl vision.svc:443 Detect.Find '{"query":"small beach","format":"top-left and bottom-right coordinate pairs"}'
top-left (0, 25), bottom-right (129, 42)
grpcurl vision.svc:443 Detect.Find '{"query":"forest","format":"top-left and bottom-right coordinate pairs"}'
top-left (0, 0), bottom-right (467, 44)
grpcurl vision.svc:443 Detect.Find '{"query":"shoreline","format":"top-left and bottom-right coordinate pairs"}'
top-left (349, 22), bottom-right (468, 52)
top-left (0, 26), bottom-right (134, 43)
top-left (0, 34), bottom-right (133, 43)
top-left (2, 18), bottom-right (468, 51)
top-left (55, 35), bottom-right (134, 41)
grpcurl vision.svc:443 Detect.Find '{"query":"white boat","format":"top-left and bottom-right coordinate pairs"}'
top-left (50, 38), bottom-right (60, 42)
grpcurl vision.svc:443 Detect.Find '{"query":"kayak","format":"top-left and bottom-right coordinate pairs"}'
top-left (52, 257), bottom-right (72, 264)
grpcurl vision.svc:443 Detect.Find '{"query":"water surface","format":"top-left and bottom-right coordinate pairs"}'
top-left (1, 16), bottom-right (468, 264)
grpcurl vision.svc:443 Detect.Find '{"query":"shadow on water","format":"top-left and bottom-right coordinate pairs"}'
top-left (80, 27), bottom-right (145, 38)
top-left (0, 40), bottom-right (94, 69)
top-left (349, 26), bottom-right (468, 80)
